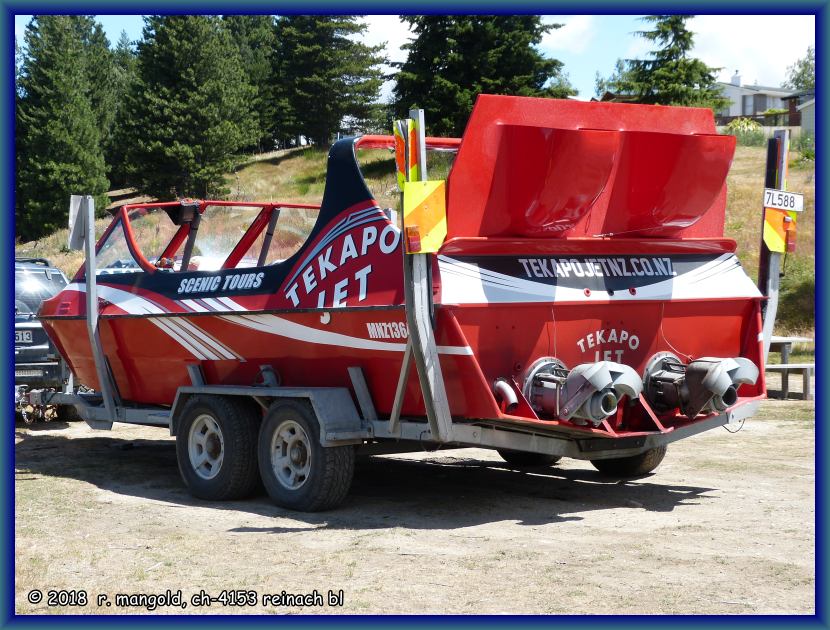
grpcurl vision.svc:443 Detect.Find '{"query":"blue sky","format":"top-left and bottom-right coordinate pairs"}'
top-left (14, 14), bottom-right (816, 100)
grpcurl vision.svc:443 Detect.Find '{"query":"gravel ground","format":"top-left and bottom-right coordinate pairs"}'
top-left (14, 399), bottom-right (814, 615)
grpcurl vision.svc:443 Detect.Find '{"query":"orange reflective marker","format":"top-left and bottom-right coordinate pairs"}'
top-left (763, 207), bottom-right (798, 253)
top-left (405, 226), bottom-right (422, 253)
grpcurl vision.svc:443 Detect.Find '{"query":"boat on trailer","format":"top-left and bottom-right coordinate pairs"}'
top-left (35, 95), bottom-right (765, 511)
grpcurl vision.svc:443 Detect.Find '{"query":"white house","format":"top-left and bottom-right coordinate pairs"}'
top-left (717, 71), bottom-right (795, 118)
top-left (797, 99), bottom-right (815, 134)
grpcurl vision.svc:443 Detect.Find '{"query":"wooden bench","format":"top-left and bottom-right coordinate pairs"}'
top-left (766, 363), bottom-right (815, 401)
top-left (769, 335), bottom-right (814, 364)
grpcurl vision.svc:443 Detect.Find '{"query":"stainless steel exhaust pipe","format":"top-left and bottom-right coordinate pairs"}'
top-left (522, 358), bottom-right (642, 426)
top-left (644, 354), bottom-right (758, 418)
top-left (493, 378), bottom-right (518, 413)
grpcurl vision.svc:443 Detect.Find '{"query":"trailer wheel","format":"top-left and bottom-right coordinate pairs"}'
top-left (258, 400), bottom-right (354, 512)
top-left (176, 395), bottom-right (260, 501)
top-left (497, 449), bottom-right (561, 468)
top-left (56, 404), bottom-right (81, 422)
top-left (591, 446), bottom-right (667, 477)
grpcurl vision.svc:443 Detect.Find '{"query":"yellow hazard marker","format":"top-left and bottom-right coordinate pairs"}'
top-left (762, 187), bottom-right (803, 253)
top-left (402, 180), bottom-right (447, 253)
top-left (763, 208), bottom-right (797, 253)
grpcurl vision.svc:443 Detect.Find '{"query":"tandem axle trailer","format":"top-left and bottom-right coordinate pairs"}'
top-left (28, 99), bottom-right (765, 511)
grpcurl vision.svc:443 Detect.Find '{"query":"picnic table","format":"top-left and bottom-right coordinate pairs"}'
top-left (767, 335), bottom-right (814, 400)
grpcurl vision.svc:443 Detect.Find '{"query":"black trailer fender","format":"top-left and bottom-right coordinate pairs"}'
top-left (169, 386), bottom-right (369, 446)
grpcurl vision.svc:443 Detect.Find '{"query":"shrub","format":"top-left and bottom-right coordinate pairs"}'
top-left (734, 129), bottom-right (767, 146)
top-left (792, 132), bottom-right (815, 162)
top-left (725, 117), bottom-right (762, 133)
top-left (723, 117), bottom-right (766, 146)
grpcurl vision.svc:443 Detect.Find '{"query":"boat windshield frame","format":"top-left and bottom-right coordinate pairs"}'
top-left (74, 200), bottom-right (321, 280)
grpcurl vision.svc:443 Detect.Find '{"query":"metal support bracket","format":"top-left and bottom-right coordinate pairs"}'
top-left (80, 195), bottom-right (117, 430)
top-left (348, 366), bottom-right (378, 422)
top-left (760, 129), bottom-right (789, 363)
top-left (388, 341), bottom-right (413, 433)
top-left (392, 108), bottom-right (455, 443)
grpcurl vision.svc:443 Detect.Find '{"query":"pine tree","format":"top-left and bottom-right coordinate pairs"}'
top-left (594, 59), bottom-right (632, 99)
top-left (273, 16), bottom-right (386, 146)
top-left (122, 15), bottom-right (259, 199)
top-left (77, 18), bottom-right (119, 154)
top-left (784, 46), bottom-right (814, 91)
top-left (223, 15), bottom-right (279, 151)
top-left (16, 16), bottom-right (109, 241)
top-left (15, 37), bottom-right (24, 94)
top-left (107, 31), bottom-right (138, 186)
top-left (606, 15), bottom-right (729, 110)
top-left (393, 16), bottom-right (574, 137)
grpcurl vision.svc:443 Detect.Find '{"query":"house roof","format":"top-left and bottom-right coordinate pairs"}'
top-left (796, 99), bottom-right (815, 111)
top-left (593, 91), bottom-right (639, 103)
top-left (782, 89), bottom-right (815, 101)
top-left (717, 82), bottom-right (794, 97)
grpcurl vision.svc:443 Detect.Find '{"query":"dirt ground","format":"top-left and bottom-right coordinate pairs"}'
top-left (14, 399), bottom-right (815, 616)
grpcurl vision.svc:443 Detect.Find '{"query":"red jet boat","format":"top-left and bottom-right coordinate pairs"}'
top-left (38, 96), bottom-right (765, 511)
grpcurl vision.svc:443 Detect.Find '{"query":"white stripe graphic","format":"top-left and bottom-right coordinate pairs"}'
top-left (220, 313), bottom-right (473, 356)
top-left (65, 284), bottom-right (239, 360)
top-left (151, 318), bottom-right (215, 360)
top-left (437, 254), bottom-right (762, 304)
top-left (181, 299), bottom-right (209, 312)
top-left (214, 296), bottom-right (248, 312)
top-left (175, 318), bottom-right (239, 360)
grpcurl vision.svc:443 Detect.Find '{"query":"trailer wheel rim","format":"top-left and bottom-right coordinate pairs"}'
top-left (270, 419), bottom-right (311, 491)
top-left (188, 413), bottom-right (225, 480)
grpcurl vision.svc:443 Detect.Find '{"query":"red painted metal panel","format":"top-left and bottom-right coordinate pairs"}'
top-left (446, 94), bottom-right (734, 241)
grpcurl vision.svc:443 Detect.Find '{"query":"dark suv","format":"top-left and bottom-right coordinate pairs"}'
top-left (14, 258), bottom-right (71, 390)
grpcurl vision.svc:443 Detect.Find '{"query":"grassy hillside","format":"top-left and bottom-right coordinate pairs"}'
top-left (725, 146), bottom-right (815, 337)
top-left (16, 145), bottom-right (815, 336)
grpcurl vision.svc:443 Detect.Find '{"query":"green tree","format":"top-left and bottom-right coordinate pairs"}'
top-left (603, 15), bottom-right (729, 110)
top-left (393, 16), bottom-right (574, 137)
top-left (122, 15), bottom-right (259, 199)
top-left (107, 31), bottom-right (138, 186)
top-left (223, 15), bottom-right (279, 151)
top-left (15, 37), bottom-right (24, 93)
top-left (16, 15), bottom-right (109, 241)
top-left (784, 45), bottom-right (814, 90)
top-left (274, 16), bottom-right (386, 146)
top-left (77, 18), bottom-right (119, 154)
top-left (594, 59), bottom-right (632, 99)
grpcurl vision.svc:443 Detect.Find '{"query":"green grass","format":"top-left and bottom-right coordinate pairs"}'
top-left (725, 146), bottom-right (815, 337)
top-left (15, 144), bottom-right (815, 337)
top-left (753, 399), bottom-right (815, 422)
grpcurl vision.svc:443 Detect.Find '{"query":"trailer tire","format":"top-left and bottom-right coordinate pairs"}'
top-left (591, 445), bottom-right (667, 477)
top-left (258, 400), bottom-right (354, 512)
top-left (175, 395), bottom-right (261, 501)
top-left (56, 404), bottom-right (81, 422)
top-left (497, 449), bottom-right (561, 468)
